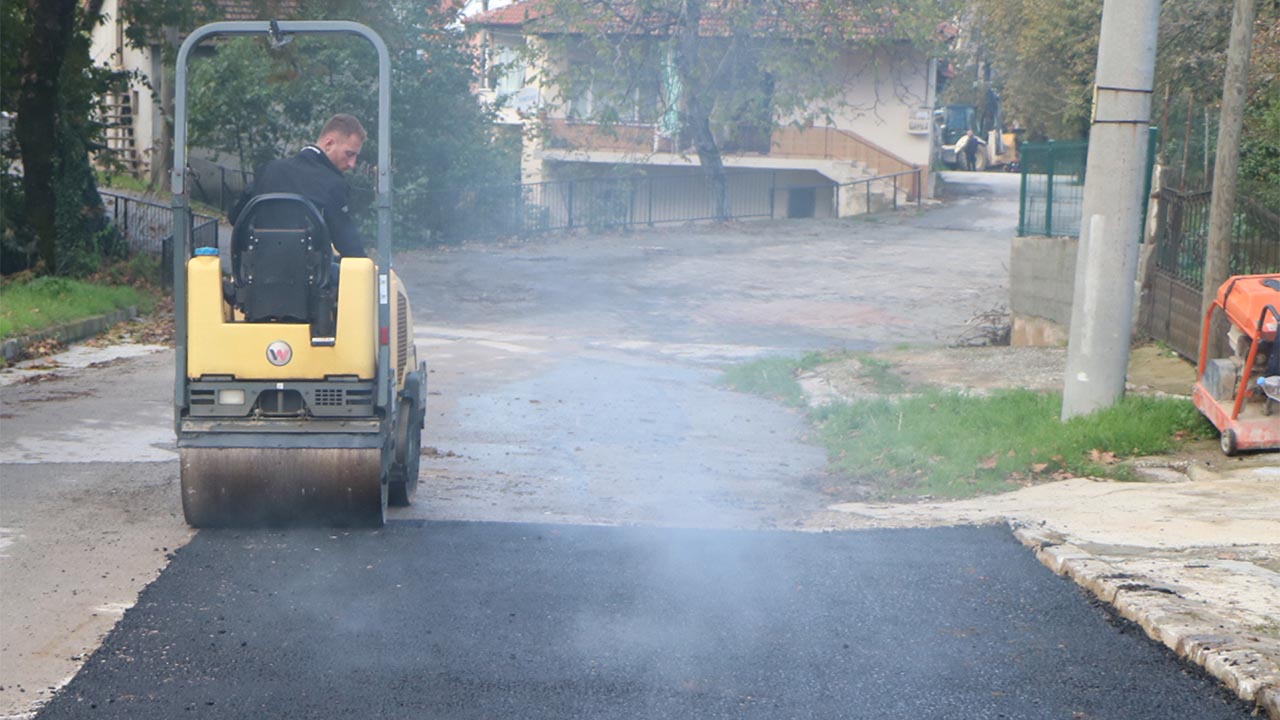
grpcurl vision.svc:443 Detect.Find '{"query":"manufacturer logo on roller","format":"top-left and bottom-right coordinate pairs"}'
top-left (266, 340), bottom-right (293, 366)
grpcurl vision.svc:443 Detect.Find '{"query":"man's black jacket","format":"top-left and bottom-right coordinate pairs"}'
top-left (230, 145), bottom-right (365, 258)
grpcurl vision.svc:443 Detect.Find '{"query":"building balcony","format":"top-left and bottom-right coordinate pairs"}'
top-left (542, 117), bottom-right (919, 181)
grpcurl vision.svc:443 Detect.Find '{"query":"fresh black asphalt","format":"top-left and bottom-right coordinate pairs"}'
top-left (37, 522), bottom-right (1252, 719)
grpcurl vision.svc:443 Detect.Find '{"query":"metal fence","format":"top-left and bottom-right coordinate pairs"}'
top-left (1142, 188), bottom-right (1280, 358)
top-left (1017, 140), bottom-right (1089, 237)
top-left (101, 190), bottom-right (218, 285)
top-left (188, 158), bottom-right (922, 246)
top-left (187, 155), bottom-right (254, 217)
top-left (1152, 189), bottom-right (1280, 287)
top-left (1018, 130), bottom-right (1159, 239)
top-left (401, 168), bottom-right (922, 244)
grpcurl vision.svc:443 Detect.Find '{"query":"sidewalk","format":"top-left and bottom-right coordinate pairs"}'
top-left (823, 455), bottom-right (1280, 718)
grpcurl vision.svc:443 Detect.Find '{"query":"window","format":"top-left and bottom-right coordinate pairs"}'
top-left (490, 45), bottom-right (524, 96)
top-left (567, 68), bottom-right (661, 124)
top-left (485, 35), bottom-right (525, 97)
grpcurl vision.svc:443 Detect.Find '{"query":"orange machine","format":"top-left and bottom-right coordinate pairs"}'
top-left (1193, 273), bottom-right (1280, 455)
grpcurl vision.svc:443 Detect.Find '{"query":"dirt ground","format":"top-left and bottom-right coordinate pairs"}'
top-left (805, 342), bottom-right (1201, 404)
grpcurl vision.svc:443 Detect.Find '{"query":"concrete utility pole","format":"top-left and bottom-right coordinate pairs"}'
top-left (1061, 0), bottom-right (1162, 420)
top-left (1201, 0), bottom-right (1258, 324)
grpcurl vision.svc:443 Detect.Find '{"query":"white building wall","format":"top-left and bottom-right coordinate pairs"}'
top-left (88, 0), bottom-right (162, 175)
top-left (497, 30), bottom-right (936, 198)
top-left (812, 47), bottom-right (934, 168)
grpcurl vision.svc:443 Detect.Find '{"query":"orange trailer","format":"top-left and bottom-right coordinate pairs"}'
top-left (1193, 273), bottom-right (1280, 455)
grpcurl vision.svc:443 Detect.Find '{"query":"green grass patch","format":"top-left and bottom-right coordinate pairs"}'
top-left (722, 353), bottom-right (1215, 500)
top-left (98, 170), bottom-right (155, 194)
top-left (722, 351), bottom-right (908, 401)
top-left (721, 352), bottom-right (826, 407)
top-left (0, 276), bottom-right (155, 339)
top-left (852, 354), bottom-right (908, 394)
top-left (813, 389), bottom-right (1214, 499)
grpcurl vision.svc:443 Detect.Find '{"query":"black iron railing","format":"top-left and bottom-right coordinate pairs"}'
top-left (1153, 189), bottom-right (1280, 288)
top-left (101, 190), bottom-right (217, 286)
top-left (399, 167), bottom-right (922, 244)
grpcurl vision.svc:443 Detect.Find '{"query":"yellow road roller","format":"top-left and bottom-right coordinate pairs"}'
top-left (170, 21), bottom-right (424, 526)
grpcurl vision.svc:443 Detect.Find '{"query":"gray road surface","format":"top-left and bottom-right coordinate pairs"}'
top-left (6, 177), bottom-right (1249, 717)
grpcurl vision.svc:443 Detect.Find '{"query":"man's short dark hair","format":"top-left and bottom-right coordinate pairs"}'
top-left (319, 114), bottom-right (367, 142)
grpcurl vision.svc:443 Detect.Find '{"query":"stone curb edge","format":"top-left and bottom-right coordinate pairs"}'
top-left (0, 307), bottom-right (139, 363)
top-left (1012, 523), bottom-right (1280, 719)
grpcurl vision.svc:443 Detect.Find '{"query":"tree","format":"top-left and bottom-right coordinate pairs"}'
top-left (3, 0), bottom-right (126, 275)
top-left (172, 0), bottom-right (517, 241)
top-left (1201, 0), bottom-right (1257, 324)
top-left (185, 37), bottom-right (305, 172)
top-left (963, 0), bottom-right (1100, 141)
top-left (526, 0), bottom-right (957, 219)
top-left (119, 1), bottom-right (269, 186)
top-left (1239, 9), bottom-right (1280, 212)
top-left (967, 0), bottom-right (1279, 143)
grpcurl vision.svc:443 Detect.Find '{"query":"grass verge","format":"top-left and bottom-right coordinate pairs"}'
top-left (0, 275), bottom-right (156, 340)
top-left (814, 389), bottom-right (1213, 499)
top-left (721, 351), bottom-right (826, 406)
top-left (724, 354), bottom-right (1215, 500)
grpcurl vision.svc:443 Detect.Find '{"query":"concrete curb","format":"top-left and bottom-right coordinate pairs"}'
top-left (1013, 523), bottom-right (1280, 719)
top-left (0, 307), bottom-right (138, 363)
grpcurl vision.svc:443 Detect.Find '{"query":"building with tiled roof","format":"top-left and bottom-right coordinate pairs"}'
top-left (469, 0), bottom-right (942, 219)
top-left (89, 0), bottom-right (304, 177)
top-left (468, 1), bottom-right (546, 26)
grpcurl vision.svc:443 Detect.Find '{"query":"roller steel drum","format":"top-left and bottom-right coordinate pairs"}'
top-left (181, 447), bottom-right (385, 527)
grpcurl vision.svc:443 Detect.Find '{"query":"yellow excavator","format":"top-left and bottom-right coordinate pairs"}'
top-left (170, 21), bottom-right (424, 526)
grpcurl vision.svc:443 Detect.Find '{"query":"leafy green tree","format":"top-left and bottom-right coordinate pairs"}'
top-left (118, 0), bottom-right (270, 186)
top-left (2, 0), bottom-right (127, 275)
top-left (966, 0), bottom-right (1279, 144)
top-left (1240, 17), bottom-right (1280, 211)
top-left (133, 0), bottom-right (515, 241)
top-left (527, 0), bottom-right (958, 218)
top-left (186, 37), bottom-right (306, 172)
top-left (962, 0), bottom-right (1100, 141)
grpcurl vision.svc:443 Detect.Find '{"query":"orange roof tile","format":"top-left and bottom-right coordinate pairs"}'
top-left (467, 1), bottom-right (553, 27)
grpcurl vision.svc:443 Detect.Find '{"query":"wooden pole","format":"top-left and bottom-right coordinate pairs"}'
top-left (1201, 0), bottom-right (1257, 326)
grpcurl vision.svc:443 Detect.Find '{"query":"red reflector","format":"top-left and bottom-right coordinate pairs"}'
top-left (380, 326), bottom-right (390, 345)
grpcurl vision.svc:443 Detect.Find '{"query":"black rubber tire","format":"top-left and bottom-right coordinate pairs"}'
top-left (388, 400), bottom-right (422, 507)
top-left (1220, 428), bottom-right (1239, 456)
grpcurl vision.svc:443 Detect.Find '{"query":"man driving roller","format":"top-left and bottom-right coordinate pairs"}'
top-left (231, 113), bottom-right (368, 259)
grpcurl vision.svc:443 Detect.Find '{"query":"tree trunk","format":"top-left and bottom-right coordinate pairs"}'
top-left (1201, 0), bottom-right (1256, 328)
top-left (16, 0), bottom-right (77, 273)
top-left (148, 29), bottom-right (180, 188)
top-left (675, 0), bottom-right (729, 220)
top-left (686, 96), bottom-right (728, 220)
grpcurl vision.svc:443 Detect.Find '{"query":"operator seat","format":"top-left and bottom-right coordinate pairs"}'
top-left (229, 193), bottom-right (337, 339)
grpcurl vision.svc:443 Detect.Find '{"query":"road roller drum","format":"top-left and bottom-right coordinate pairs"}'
top-left (181, 447), bottom-right (385, 527)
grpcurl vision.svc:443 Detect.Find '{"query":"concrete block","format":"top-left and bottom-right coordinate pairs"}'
top-left (1011, 314), bottom-right (1069, 347)
top-left (1009, 235), bottom-right (1078, 326)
